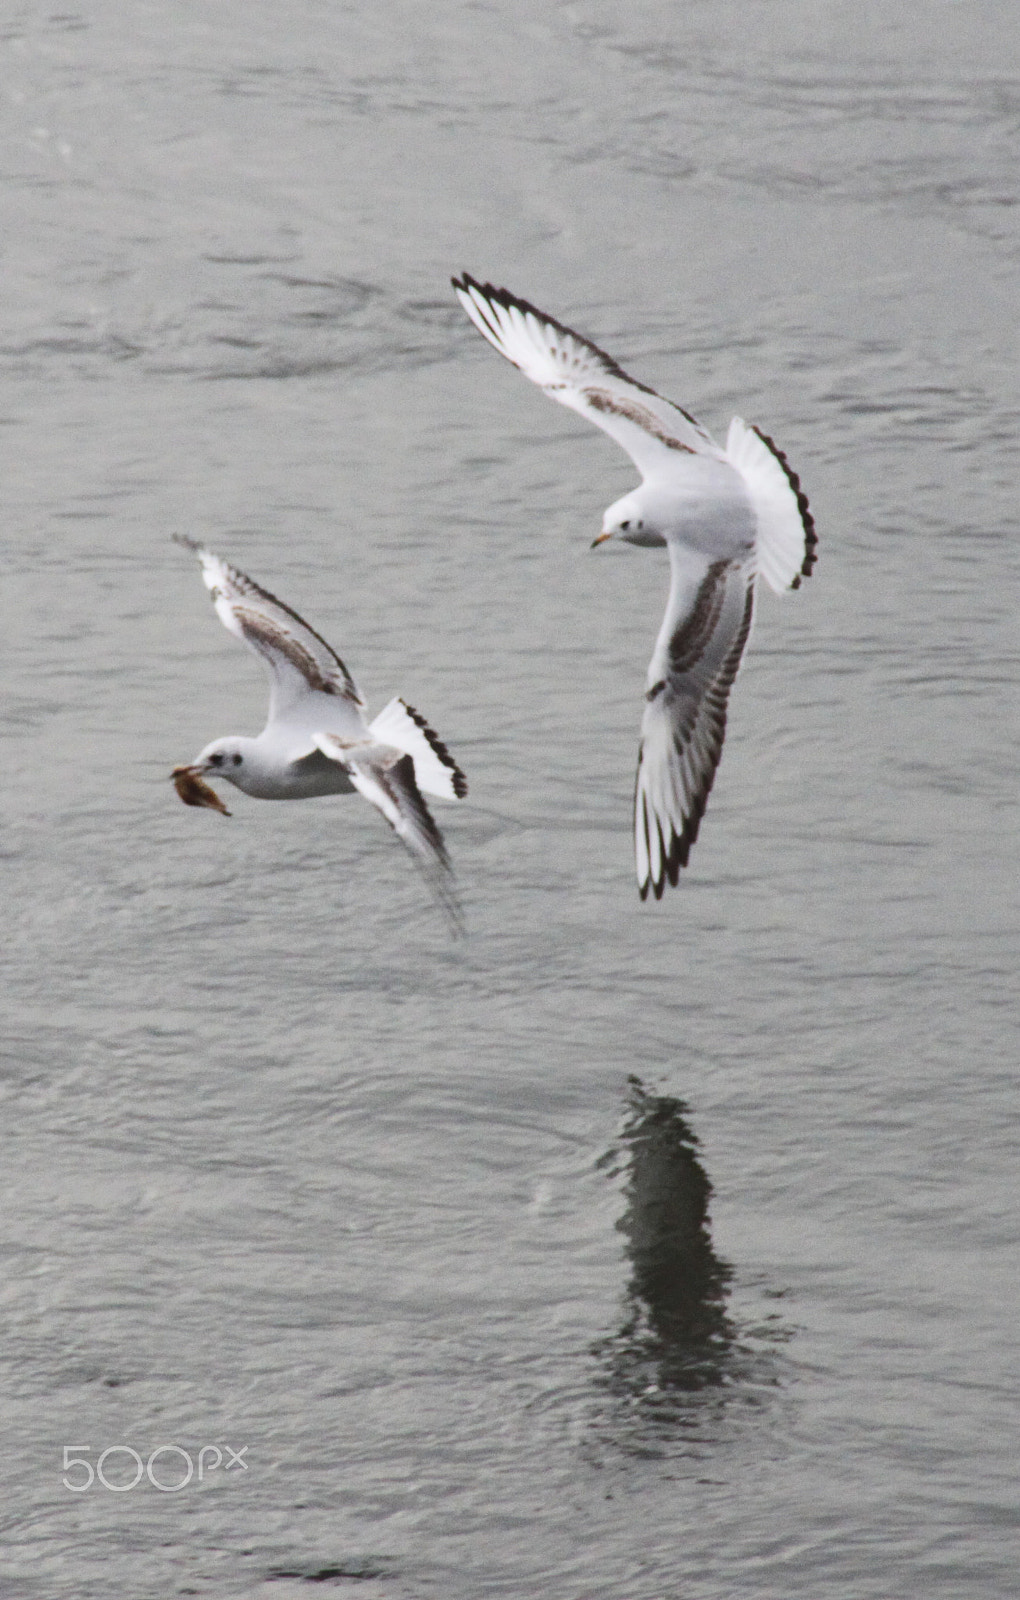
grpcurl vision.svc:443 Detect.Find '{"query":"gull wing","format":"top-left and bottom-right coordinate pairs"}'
top-left (452, 274), bottom-right (723, 480)
top-left (314, 735), bottom-right (463, 930)
top-left (176, 537), bottom-right (364, 725)
top-left (634, 554), bottom-right (756, 898)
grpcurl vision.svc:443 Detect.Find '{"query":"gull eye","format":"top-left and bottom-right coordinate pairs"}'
top-left (620, 519), bottom-right (630, 531)
top-left (232, 753), bottom-right (243, 766)
top-left (209, 753), bottom-right (224, 767)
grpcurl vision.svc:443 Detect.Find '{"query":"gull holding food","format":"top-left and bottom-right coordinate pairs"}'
top-left (171, 537), bottom-right (467, 923)
top-left (452, 274), bottom-right (816, 899)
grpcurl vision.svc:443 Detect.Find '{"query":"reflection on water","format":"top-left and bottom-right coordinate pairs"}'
top-left (594, 1078), bottom-right (792, 1447)
top-left (595, 1077), bottom-right (738, 1421)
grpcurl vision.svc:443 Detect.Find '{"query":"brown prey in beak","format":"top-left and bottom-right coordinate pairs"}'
top-left (171, 765), bottom-right (232, 815)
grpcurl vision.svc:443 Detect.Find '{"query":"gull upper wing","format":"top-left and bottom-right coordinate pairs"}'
top-left (452, 274), bottom-right (723, 481)
top-left (176, 536), bottom-right (364, 724)
top-left (634, 553), bottom-right (756, 898)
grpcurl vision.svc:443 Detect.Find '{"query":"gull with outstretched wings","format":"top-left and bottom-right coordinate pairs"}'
top-left (171, 537), bottom-right (467, 926)
top-left (452, 275), bottom-right (816, 898)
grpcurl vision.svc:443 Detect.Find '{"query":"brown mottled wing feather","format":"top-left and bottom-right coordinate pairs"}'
top-left (634, 557), bottom-right (756, 897)
top-left (175, 536), bottom-right (363, 722)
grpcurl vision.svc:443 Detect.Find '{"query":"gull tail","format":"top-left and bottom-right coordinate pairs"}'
top-left (368, 697), bottom-right (468, 801)
top-left (725, 417), bottom-right (817, 593)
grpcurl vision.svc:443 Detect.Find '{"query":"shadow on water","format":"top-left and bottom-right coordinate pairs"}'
top-left (592, 1077), bottom-right (785, 1443)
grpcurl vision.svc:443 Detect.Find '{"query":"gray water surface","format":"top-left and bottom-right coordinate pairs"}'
top-left (2, 3), bottom-right (1018, 1596)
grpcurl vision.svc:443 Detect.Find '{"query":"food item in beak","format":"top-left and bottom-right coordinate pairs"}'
top-left (171, 766), bottom-right (231, 815)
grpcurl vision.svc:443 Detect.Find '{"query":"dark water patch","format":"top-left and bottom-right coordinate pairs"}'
top-left (395, 298), bottom-right (465, 331)
top-left (0, 331), bottom-right (146, 376)
top-left (0, 264), bottom-right (458, 383)
top-left (202, 253), bottom-right (302, 267)
top-left (266, 1561), bottom-right (390, 1584)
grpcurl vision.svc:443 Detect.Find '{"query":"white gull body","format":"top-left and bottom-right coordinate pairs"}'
top-left (173, 537), bottom-right (467, 921)
top-left (452, 275), bottom-right (816, 899)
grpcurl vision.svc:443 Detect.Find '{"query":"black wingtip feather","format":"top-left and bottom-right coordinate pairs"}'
top-left (453, 272), bottom-right (672, 404)
top-left (390, 754), bottom-right (450, 867)
top-left (388, 755), bottom-right (465, 937)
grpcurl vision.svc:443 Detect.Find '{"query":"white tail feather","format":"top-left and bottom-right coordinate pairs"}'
top-left (726, 417), bottom-right (816, 594)
top-left (368, 698), bottom-right (467, 801)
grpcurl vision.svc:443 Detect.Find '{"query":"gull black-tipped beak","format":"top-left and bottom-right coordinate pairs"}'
top-left (591, 532), bottom-right (613, 548)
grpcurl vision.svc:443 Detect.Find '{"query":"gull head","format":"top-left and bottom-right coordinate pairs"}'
top-left (171, 735), bottom-right (256, 813)
top-left (592, 490), bottom-right (668, 549)
top-left (187, 736), bottom-right (253, 786)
